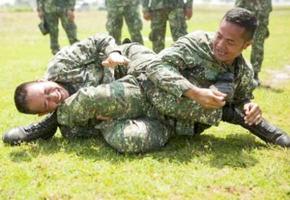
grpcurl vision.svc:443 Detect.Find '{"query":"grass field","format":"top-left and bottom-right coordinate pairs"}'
top-left (0, 5), bottom-right (289, 199)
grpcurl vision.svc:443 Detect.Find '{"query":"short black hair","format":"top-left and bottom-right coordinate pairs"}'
top-left (14, 81), bottom-right (37, 114)
top-left (223, 7), bottom-right (258, 40)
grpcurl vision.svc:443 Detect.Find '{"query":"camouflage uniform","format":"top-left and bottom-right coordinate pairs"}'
top-left (45, 35), bottom-right (171, 153)
top-left (37, 0), bottom-right (79, 54)
top-left (49, 34), bottom-right (222, 152)
top-left (141, 0), bottom-right (193, 53)
top-left (235, 0), bottom-right (272, 78)
top-left (105, 0), bottom-right (143, 45)
top-left (146, 31), bottom-right (256, 132)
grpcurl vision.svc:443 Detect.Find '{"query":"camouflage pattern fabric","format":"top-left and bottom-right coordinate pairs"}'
top-left (45, 34), bottom-right (118, 92)
top-left (60, 118), bottom-right (173, 153)
top-left (141, 0), bottom-right (193, 53)
top-left (44, 35), bottom-right (171, 153)
top-left (100, 118), bottom-right (172, 153)
top-left (146, 31), bottom-right (256, 127)
top-left (37, 0), bottom-right (78, 54)
top-left (57, 75), bottom-right (151, 127)
top-left (142, 0), bottom-right (193, 11)
top-left (121, 42), bottom-right (223, 134)
top-left (56, 74), bottom-right (174, 153)
top-left (105, 0), bottom-right (143, 44)
top-left (235, 0), bottom-right (272, 75)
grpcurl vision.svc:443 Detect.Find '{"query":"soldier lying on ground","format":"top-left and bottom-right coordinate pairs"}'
top-left (3, 35), bottom-right (219, 153)
top-left (2, 35), bottom-right (170, 153)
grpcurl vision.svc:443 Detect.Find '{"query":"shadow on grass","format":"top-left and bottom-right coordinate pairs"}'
top-left (8, 131), bottom-right (265, 169)
top-left (151, 132), bottom-right (265, 169)
top-left (259, 84), bottom-right (284, 93)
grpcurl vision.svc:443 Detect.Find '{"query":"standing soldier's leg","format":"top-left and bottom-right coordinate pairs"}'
top-left (124, 4), bottom-right (143, 44)
top-left (106, 6), bottom-right (124, 44)
top-left (150, 9), bottom-right (168, 53)
top-left (251, 13), bottom-right (270, 82)
top-left (45, 12), bottom-right (60, 54)
top-left (60, 10), bottom-right (78, 45)
top-left (100, 118), bottom-right (173, 153)
top-left (168, 8), bottom-right (188, 42)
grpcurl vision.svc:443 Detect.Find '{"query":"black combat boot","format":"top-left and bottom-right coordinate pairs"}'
top-left (2, 112), bottom-right (58, 145)
top-left (222, 106), bottom-right (290, 147)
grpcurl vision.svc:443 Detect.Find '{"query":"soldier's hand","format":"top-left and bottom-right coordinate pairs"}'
top-left (143, 11), bottom-right (152, 21)
top-left (243, 102), bottom-right (262, 125)
top-left (102, 52), bottom-right (130, 68)
top-left (37, 10), bottom-right (44, 19)
top-left (67, 10), bottom-right (75, 21)
top-left (184, 7), bottom-right (193, 20)
top-left (185, 88), bottom-right (226, 109)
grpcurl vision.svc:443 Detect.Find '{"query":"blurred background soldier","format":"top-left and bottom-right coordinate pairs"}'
top-left (105, 0), bottom-right (143, 45)
top-left (142, 0), bottom-right (193, 53)
top-left (36, 0), bottom-right (79, 55)
top-left (235, 0), bottom-right (272, 85)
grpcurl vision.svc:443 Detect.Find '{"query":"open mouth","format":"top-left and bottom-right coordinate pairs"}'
top-left (215, 49), bottom-right (226, 57)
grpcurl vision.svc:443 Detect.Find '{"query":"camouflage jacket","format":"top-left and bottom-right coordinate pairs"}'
top-left (141, 0), bottom-right (193, 12)
top-left (105, 0), bottom-right (140, 7)
top-left (36, 0), bottom-right (76, 13)
top-left (146, 31), bottom-right (256, 107)
top-left (45, 34), bottom-right (118, 95)
top-left (235, 0), bottom-right (272, 13)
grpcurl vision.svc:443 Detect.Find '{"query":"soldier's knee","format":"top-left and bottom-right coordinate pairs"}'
top-left (102, 119), bottom-right (170, 153)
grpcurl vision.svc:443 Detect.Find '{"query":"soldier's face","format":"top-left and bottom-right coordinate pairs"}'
top-left (25, 81), bottom-right (69, 115)
top-left (213, 19), bottom-right (251, 64)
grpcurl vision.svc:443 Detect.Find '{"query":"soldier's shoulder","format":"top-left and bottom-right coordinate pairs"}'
top-left (183, 31), bottom-right (213, 41)
top-left (236, 55), bottom-right (254, 77)
top-left (176, 31), bottom-right (213, 47)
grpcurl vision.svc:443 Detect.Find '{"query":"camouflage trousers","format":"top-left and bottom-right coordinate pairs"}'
top-left (149, 8), bottom-right (188, 53)
top-left (144, 81), bottom-right (223, 126)
top-left (59, 117), bottom-right (172, 153)
top-left (106, 4), bottom-right (143, 44)
top-left (45, 11), bottom-right (78, 54)
top-left (235, 1), bottom-right (271, 75)
top-left (250, 12), bottom-right (271, 75)
top-left (57, 75), bottom-right (222, 152)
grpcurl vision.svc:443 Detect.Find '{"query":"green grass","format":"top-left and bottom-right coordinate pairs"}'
top-left (0, 6), bottom-right (290, 199)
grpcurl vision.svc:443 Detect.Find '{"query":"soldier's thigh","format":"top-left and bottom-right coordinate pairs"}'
top-left (106, 7), bottom-right (124, 27)
top-left (45, 12), bottom-right (59, 29)
top-left (150, 10), bottom-right (168, 36)
top-left (146, 86), bottom-right (222, 125)
top-left (168, 8), bottom-right (187, 40)
top-left (123, 5), bottom-right (142, 30)
top-left (101, 118), bottom-right (172, 153)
